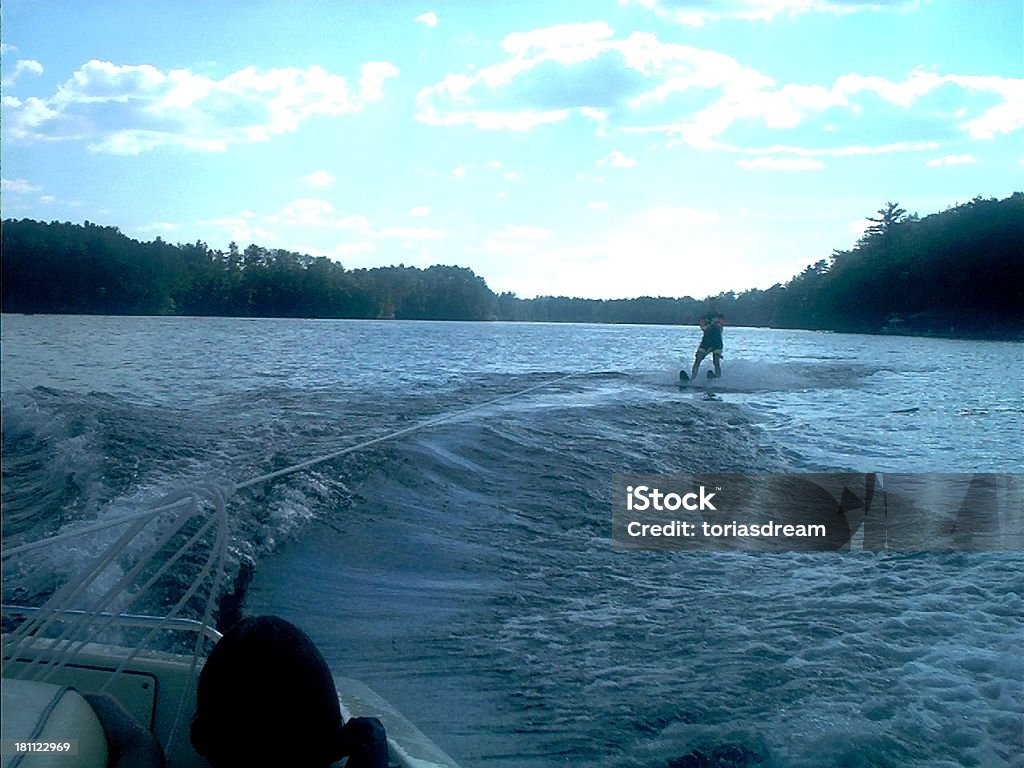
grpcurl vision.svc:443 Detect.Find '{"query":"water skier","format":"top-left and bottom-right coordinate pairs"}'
top-left (691, 313), bottom-right (724, 381)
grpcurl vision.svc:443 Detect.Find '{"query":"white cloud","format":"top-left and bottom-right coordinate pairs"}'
top-left (832, 70), bottom-right (1024, 140)
top-left (409, 206), bottom-right (432, 216)
top-left (834, 69), bottom-right (944, 108)
top-left (418, 25), bottom-right (1022, 158)
top-left (1, 178), bottom-right (42, 193)
top-left (274, 198), bottom-right (338, 227)
top-left (418, 100), bottom-right (569, 131)
top-left (587, 200), bottom-right (609, 210)
top-left (629, 0), bottom-right (921, 26)
top-left (88, 130), bottom-right (233, 155)
top-left (717, 139), bottom-right (941, 157)
top-left (501, 21), bottom-right (616, 59)
top-left (951, 76), bottom-right (1024, 139)
top-left (6, 95), bottom-right (58, 136)
top-left (737, 156), bottom-right (825, 170)
top-left (202, 212), bottom-right (279, 244)
top-left (266, 200), bottom-right (368, 232)
top-left (415, 11), bottom-right (439, 27)
top-left (303, 170), bottom-right (336, 187)
top-left (4, 59), bottom-right (399, 154)
top-left (675, 75), bottom-right (852, 149)
top-left (262, 199), bottom-right (444, 241)
top-left (1, 59), bottom-right (44, 87)
top-left (925, 154), bottom-right (976, 168)
top-left (359, 62), bottom-right (400, 102)
top-left (416, 22), bottom-right (623, 131)
top-left (597, 150), bottom-right (636, 168)
top-left (416, 27), bottom-right (818, 141)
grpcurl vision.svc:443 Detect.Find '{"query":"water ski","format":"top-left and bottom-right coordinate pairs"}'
top-left (679, 369), bottom-right (721, 387)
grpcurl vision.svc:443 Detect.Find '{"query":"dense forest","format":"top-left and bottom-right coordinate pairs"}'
top-left (2, 193), bottom-right (1022, 338)
top-left (0, 227), bottom-right (494, 321)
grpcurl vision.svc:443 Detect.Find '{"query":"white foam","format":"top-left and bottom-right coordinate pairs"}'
top-left (661, 359), bottom-right (810, 392)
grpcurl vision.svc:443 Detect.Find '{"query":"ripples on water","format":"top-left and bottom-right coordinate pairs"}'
top-left (2, 316), bottom-right (1022, 767)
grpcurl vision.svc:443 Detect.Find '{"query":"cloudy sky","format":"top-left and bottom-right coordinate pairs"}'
top-left (2, 0), bottom-right (1021, 299)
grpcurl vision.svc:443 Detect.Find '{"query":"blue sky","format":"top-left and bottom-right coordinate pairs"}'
top-left (2, 0), bottom-right (1021, 299)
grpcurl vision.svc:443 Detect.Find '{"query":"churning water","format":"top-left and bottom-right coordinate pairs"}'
top-left (3, 315), bottom-right (1022, 767)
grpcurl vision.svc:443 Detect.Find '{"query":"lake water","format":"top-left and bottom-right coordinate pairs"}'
top-left (2, 315), bottom-right (1022, 767)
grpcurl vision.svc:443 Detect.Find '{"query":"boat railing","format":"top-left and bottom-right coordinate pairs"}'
top-left (1, 605), bottom-right (223, 645)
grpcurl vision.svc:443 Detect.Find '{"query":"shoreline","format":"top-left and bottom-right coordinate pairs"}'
top-left (4, 310), bottom-right (1022, 343)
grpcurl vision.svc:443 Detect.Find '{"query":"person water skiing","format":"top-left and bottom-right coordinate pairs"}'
top-left (691, 312), bottom-right (724, 381)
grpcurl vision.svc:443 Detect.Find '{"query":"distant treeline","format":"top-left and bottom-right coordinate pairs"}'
top-left (0, 224), bottom-right (494, 321)
top-left (500, 193), bottom-right (1024, 338)
top-left (2, 193), bottom-right (1022, 337)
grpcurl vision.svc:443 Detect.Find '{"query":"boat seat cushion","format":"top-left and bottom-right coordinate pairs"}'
top-left (1, 679), bottom-right (109, 768)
